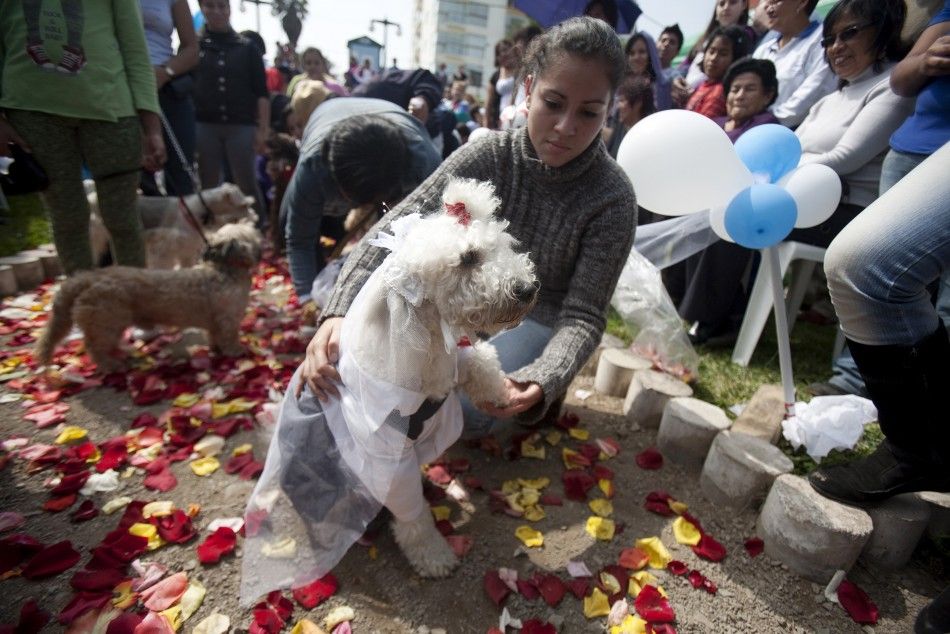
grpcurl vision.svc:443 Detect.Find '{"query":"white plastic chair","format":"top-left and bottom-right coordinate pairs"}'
top-left (731, 241), bottom-right (827, 366)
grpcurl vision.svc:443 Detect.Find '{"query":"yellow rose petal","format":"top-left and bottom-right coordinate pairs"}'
top-left (501, 479), bottom-right (520, 495)
top-left (585, 516), bottom-right (616, 541)
top-left (112, 580), bottom-right (136, 609)
top-left (610, 615), bottom-right (648, 634)
top-left (160, 604), bottom-right (182, 632)
top-left (430, 505), bottom-right (452, 522)
top-left (583, 587), bottom-right (611, 618)
top-left (628, 571), bottom-right (658, 598)
top-left (518, 477), bottom-right (550, 490)
top-left (179, 580), bottom-right (206, 624)
top-left (86, 447), bottom-right (102, 464)
top-left (589, 498), bottom-right (614, 518)
top-left (520, 441), bottom-right (546, 459)
top-left (193, 434), bottom-right (226, 457)
top-left (669, 500), bottom-right (689, 515)
top-left (568, 427), bottom-right (590, 440)
top-left (635, 536), bottom-right (672, 569)
top-left (523, 505), bottom-right (546, 522)
top-left (102, 496), bottom-right (132, 514)
top-left (173, 393), bottom-right (200, 408)
top-left (232, 443), bottom-right (253, 456)
top-left (599, 478), bottom-right (615, 499)
top-left (262, 537), bottom-right (297, 558)
top-left (142, 501), bottom-right (176, 518)
top-left (290, 619), bottom-right (328, 634)
top-left (545, 430), bottom-right (562, 446)
top-left (672, 516), bottom-right (702, 546)
top-left (515, 525), bottom-right (544, 548)
top-left (190, 456), bottom-right (220, 476)
top-left (128, 523), bottom-right (163, 550)
top-left (54, 425), bottom-right (87, 444)
top-left (324, 606), bottom-right (355, 630)
top-left (368, 544), bottom-right (377, 560)
top-left (562, 448), bottom-right (584, 469)
top-left (599, 570), bottom-right (622, 596)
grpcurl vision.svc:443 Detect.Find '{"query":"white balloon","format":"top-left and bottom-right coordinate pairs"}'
top-left (708, 205), bottom-right (734, 243)
top-left (616, 110), bottom-right (753, 216)
top-left (777, 163), bottom-right (842, 228)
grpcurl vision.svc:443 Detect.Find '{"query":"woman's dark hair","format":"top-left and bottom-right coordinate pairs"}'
top-left (240, 30), bottom-right (266, 57)
top-left (584, 0), bottom-right (619, 30)
top-left (523, 17), bottom-right (626, 93)
top-left (624, 33), bottom-right (656, 82)
top-left (705, 24), bottom-right (753, 61)
top-left (617, 75), bottom-right (656, 118)
top-left (823, 0), bottom-right (907, 75)
top-left (723, 57), bottom-right (779, 107)
top-left (322, 115), bottom-right (410, 206)
top-left (688, 1), bottom-right (750, 61)
top-left (493, 38), bottom-right (512, 67)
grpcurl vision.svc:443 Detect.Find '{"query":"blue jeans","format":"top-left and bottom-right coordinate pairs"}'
top-left (459, 318), bottom-right (553, 438)
top-left (825, 143), bottom-right (950, 346)
top-left (156, 87), bottom-right (196, 196)
top-left (827, 148), bottom-right (949, 391)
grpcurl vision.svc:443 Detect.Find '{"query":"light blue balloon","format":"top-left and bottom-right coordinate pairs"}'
top-left (724, 184), bottom-right (798, 249)
top-left (193, 11), bottom-right (205, 31)
top-left (734, 124), bottom-right (801, 184)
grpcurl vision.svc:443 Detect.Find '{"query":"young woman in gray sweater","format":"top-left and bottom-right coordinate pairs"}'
top-left (299, 17), bottom-right (638, 434)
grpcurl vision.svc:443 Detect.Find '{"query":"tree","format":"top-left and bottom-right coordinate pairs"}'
top-left (271, 0), bottom-right (307, 48)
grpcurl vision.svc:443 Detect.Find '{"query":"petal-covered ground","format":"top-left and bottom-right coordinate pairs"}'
top-left (0, 255), bottom-right (944, 633)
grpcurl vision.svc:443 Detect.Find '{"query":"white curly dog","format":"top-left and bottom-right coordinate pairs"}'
top-left (244, 179), bottom-right (537, 595)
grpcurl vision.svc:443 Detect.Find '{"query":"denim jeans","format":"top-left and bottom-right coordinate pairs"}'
top-left (459, 318), bottom-right (553, 438)
top-left (154, 88), bottom-right (196, 196)
top-left (825, 143), bottom-right (950, 346)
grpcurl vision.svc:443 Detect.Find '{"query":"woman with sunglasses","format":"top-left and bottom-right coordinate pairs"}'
top-left (785, 0), bottom-right (914, 249)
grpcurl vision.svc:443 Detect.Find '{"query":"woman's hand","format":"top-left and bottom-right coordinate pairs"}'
top-left (154, 66), bottom-right (171, 90)
top-left (138, 111), bottom-right (166, 172)
top-left (0, 117), bottom-right (29, 155)
top-left (254, 125), bottom-right (270, 155)
top-left (920, 35), bottom-right (950, 78)
top-left (477, 379), bottom-right (543, 418)
top-left (296, 317), bottom-right (343, 401)
top-left (671, 77), bottom-right (690, 107)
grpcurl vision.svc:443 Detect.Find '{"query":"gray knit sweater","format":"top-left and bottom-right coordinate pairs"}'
top-left (323, 126), bottom-right (637, 419)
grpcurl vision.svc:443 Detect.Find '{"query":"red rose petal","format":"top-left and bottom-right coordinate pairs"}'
top-left (567, 577), bottom-right (591, 599)
top-left (155, 510), bottom-right (196, 544)
top-left (692, 534), bottom-right (727, 562)
top-left (96, 445), bottom-right (128, 473)
top-left (483, 569), bottom-right (511, 606)
top-left (43, 493), bottom-right (78, 513)
top-left (446, 534), bottom-right (473, 557)
top-left (702, 577), bottom-right (718, 595)
top-left (837, 579), bottom-right (879, 625)
top-left (592, 464), bottom-right (615, 480)
top-left (667, 560), bottom-right (688, 576)
top-left (426, 465), bottom-right (452, 485)
top-left (196, 526), bottom-right (236, 564)
top-left (521, 620), bottom-right (557, 634)
top-left (5, 597), bottom-right (50, 633)
top-left (634, 585), bottom-right (676, 623)
top-left (70, 500), bottom-right (99, 523)
top-left (57, 592), bottom-right (111, 625)
top-left (687, 570), bottom-right (705, 589)
top-left (292, 573), bottom-right (338, 609)
top-left (140, 571), bottom-right (188, 611)
top-left (70, 568), bottom-right (126, 592)
top-left (562, 471), bottom-right (596, 502)
top-left (516, 578), bottom-right (540, 600)
top-left (647, 625), bottom-right (678, 634)
top-left (539, 493), bottom-right (562, 506)
top-left (538, 574), bottom-right (566, 607)
top-left (744, 536), bottom-right (764, 558)
top-left (143, 466), bottom-right (177, 492)
top-left (635, 448), bottom-right (663, 470)
top-left (21, 540), bottom-right (81, 579)
top-left (0, 534), bottom-right (44, 574)
top-left (104, 611), bottom-right (143, 633)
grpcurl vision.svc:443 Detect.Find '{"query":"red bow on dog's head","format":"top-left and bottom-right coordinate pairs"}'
top-left (445, 201), bottom-right (471, 226)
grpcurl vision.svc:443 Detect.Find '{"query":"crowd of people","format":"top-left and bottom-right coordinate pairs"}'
top-left (0, 0), bottom-right (948, 628)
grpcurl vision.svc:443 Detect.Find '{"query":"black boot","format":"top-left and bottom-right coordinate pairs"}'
top-left (809, 325), bottom-right (950, 504)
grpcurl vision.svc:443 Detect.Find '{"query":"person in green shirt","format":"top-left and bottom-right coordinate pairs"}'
top-left (0, 0), bottom-right (165, 274)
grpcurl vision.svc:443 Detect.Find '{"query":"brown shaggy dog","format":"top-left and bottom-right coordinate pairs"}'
top-left (35, 223), bottom-right (261, 371)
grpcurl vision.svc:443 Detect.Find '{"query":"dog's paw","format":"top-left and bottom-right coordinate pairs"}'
top-left (458, 341), bottom-right (508, 405)
top-left (392, 514), bottom-right (459, 578)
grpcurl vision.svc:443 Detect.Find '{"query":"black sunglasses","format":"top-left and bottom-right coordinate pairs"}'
top-left (821, 23), bottom-right (872, 48)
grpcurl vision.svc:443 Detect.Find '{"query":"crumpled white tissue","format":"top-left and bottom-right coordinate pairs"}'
top-left (781, 395), bottom-right (878, 461)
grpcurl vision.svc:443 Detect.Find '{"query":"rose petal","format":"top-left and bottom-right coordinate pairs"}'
top-left (538, 574), bottom-right (566, 607)
top-left (635, 537), bottom-right (672, 569)
top-left (196, 527), bottom-right (236, 564)
top-left (140, 571), bottom-right (188, 611)
top-left (520, 620), bottom-right (556, 634)
top-left (56, 592), bottom-right (111, 625)
top-left (672, 517), bottom-right (702, 546)
top-left (635, 448), bottom-right (663, 470)
top-left (70, 500), bottom-right (99, 523)
top-left (744, 536), bottom-right (764, 558)
top-left (0, 512), bottom-right (26, 533)
top-left (5, 598), bottom-right (50, 633)
top-left (43, 493), bottom-right (78, 513)
top-left (562, 471), bottom-right (596, 502)
top-left (483, 570), bottom-right (511, 606)
top-left (667, 560), bottom-right (688, 576)
top-left (22, 540), bottom-right (81, 579)
top-left (292, 573), bottom-right (338, 609)
top-left (633, 585), bottom-right (675, 623)
top-left (445, 534), bottom-right (473, 557)
top-left (155, 510), bottom-right (196, 544)
top-left (691, 534), bottom-right (727, 562)
top-left (70, 568), bottom-right (126, 592)
top-left (837, 579), bottom-right (879, 625)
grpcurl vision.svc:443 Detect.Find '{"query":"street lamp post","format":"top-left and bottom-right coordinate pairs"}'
top-left (369, 18), bottom-right (402, 70)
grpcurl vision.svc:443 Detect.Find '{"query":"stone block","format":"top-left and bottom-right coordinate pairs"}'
top-left (593, 347), bottom-right (652, 396)
top-left (700, 430), bottom-right (793, 508)
top-left (622, 369), bottom-right (692, 429)
top-left (657, 397), bottom-right (731, 471)
top-left (0, 254), bottom-right (44, 292)
top-left (861, 494), bottom-right (931, 570)
top-left (917, 491), bottom-right (950, 542)
top-left (730, 384), bottom-right (786, 444)
top-left (757, 474), bottom-right (873, 583)
top-left (579, 333), bottom-right (626, 377)
top-left (20, 249), bottom-right (62, 280)
top-left (0, 265), bottom-right (16, 297)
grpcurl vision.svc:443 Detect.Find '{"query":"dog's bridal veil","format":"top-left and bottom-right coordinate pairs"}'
top-left (241, 214), bottom-right (464, 605)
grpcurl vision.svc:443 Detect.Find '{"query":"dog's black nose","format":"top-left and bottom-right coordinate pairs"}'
top-left (513, 280), bottom-right (539, 302)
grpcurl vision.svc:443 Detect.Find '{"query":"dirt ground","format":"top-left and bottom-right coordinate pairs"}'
top-left (0, 267), bottom-right (946, 633)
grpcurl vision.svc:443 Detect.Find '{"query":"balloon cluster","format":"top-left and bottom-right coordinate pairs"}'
top-left (616, 111), bottom-right (841, 249)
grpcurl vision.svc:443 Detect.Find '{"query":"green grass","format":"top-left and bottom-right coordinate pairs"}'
top-left (1, 193), bottom-right (51, 256)
top-left (606, 306), bottom-right (882, 474)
